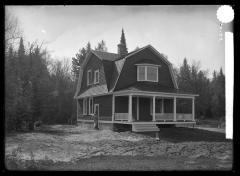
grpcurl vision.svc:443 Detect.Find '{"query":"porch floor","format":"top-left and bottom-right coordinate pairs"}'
top-left (113, 120), bottom-right (196, 125)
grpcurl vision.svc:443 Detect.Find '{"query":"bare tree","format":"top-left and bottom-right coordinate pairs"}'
top-left (5, 8), bottom-right (22, 50)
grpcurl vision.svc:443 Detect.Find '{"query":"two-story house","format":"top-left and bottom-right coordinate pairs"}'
top-left (74, 30), bottom-right (198, 132)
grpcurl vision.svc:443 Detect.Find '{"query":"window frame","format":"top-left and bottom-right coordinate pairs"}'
top-left (87, 69), bottom-right (92, 86)
top-left (88, 97), bottom-right (94, 115)
top-left (94, 69), bottom-right (100, 84)
top-left (137, 65), bottom-right (158, 82)
top-left (94, 104), bottom-right (99, 116)
top-left (83, 98), bottom-right (88, 115)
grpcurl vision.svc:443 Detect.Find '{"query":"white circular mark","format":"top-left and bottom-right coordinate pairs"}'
top-left (217, 5), bottom-right (234, 23)
top-left (41, 29), bottom-right (46, 34)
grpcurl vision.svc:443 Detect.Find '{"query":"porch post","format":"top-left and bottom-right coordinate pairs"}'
top-left (162, 98), bottom-right (164, 114)
top-left (137, 96), bottom-right (139, 121)
top-left (173, 97), bottom-right (176, 121)
top-left (192, 97), bottom-right (195, 121)
top-left (77, 100), bottom-right (79, 120)
top-left (152, 96), bottom-right (156, 121)
top-left (128, 94), bottom-right (133, 122)
top-left (112, 95), bottom-right (115, 122)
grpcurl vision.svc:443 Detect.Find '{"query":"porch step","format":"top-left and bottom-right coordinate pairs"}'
top-left (132, 123), bottom-right (159, 132)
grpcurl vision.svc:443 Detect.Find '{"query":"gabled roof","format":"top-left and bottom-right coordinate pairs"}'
top-left (74, 45), bottom-right (179, 99)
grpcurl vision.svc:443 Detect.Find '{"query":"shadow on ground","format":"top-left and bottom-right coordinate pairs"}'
top-left (138, 127), bottom-right (231, 143)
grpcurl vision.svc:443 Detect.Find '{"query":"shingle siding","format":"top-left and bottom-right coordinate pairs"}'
top-left (94, 95), bottom-right (112, 120)
top-left (79, 55), bottom-right (107, 95)
top-left (114, 48), bottom-right (175, 91)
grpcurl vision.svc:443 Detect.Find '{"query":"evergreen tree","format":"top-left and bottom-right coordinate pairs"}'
top-left (210, 68), bottom-right (225, 119)
top-left (86, 42), bottom-right (91, 53)
top-left (18, 37), bottom-right (25, 57)
top-left (72, 42), bottom-right (92, 80)
top-left (95, 40), bottom-right (107, 52)
top-left (178, 58), bottom-right (192, 92)
top-left (120, 29), bottom-right (128, 53)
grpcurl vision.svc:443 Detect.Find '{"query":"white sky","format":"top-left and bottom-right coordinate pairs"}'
top-left (7, 5), bottom-right (230, 76)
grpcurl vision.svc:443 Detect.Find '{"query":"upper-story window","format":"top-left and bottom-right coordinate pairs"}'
top-left (87, 69), bottom-right (92, 86)
top-left (94, 69), bottom-right (99, 84)
top-left (136, 64), bottom-right (159, 82)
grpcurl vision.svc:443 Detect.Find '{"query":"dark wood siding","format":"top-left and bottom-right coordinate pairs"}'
top-left (94, 95), bottom-right (112, 120)
top-left (164, 98), bottom-right (173, 113)
top-left (115, 48), bottom-right (175, 91)
top-left (79, 55), bottom-right (107, 95)
top-left (115, 96), bottom-right (128, 113)
top-left (78, 99), bottom-right (83, 115)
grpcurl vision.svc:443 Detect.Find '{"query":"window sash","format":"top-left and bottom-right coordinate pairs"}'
top-left (88, 97), bottom-right (94, 114)
top-left (137, 66), bottom-right (146, 81)
top-left (87, 70), bottom-right (92, 85)
top-left (147, 66), bottom-right (158, 82)
top-left (137, 66), bottom-right (158, 82)
top-left (94, 70), bottom-right (99, 84)
top-left (83, 98), bottom-right (87, 115)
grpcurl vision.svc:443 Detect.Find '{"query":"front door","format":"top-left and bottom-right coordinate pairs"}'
top-left (139, 97), bottom-right (152, 121)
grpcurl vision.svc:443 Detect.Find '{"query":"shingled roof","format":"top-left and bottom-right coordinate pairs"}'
top-left (91, 50), bottom-right (119, 61)
top-left (75, 45), bottom-right (179, 98)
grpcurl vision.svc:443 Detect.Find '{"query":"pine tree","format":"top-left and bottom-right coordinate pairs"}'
top-left (120, 29), bottom-right (128, 52)
top-left (95, 40), bottom-right (107, 52)
top-left (86, 42), bottom-right (91, 53)
top-left (18, 37), bottom-right (25, 56)
top-left (72, 47), bottom-right (86, 79)
top-left (210, 68), bottom-right (225, 119)
top-left (178, 58), bottom-right (192, 92)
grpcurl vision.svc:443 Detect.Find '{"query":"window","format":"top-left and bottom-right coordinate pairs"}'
top-left (147, 66), bottom-right (158, 81)
top-left (83, 98), bottom-right (88, 115)
top-left (87, 70), bottom-right (92, 86)
top-left (89, 97), bottom-right (94, 115)
top-left (94, 104), bottom-right (99, 116)
top-left (94, 70), bottom-right (99, 84)
top-left (137, 65), bottom-right (158, 82)
top-left (138, 66), bottom-right (145, 81)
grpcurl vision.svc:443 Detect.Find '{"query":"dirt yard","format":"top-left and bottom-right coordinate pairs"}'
top-left (5, 124), bottom-right (232, 170)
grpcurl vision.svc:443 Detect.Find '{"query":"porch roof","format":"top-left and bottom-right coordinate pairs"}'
top-left (77, 84), bottom-right (108, 98)
top-left (116, 84), bottom-right (196, 94)
top-left (114, 86), bottom-right (198, 98)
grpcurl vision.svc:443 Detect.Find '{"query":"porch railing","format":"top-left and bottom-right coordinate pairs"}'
top-left (155, 113), bottom-right (174, 121)
top-left (155, 113), bottom-right (193, 121)
top-left (176, 113), bottom-right (193, 121)
top-left (114, 113), bottom-right (128, 121)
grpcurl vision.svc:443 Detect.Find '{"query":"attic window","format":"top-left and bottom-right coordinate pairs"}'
top-left (137, 65), bottom-right (159, 82)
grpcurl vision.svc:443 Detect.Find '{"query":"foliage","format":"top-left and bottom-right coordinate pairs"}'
top-left (95, 40), bottom-right (107, 52)
top-left (176, 58), bottom-right (225, 119)
top-left (71, 42), bottom-right (91, 80)
top-left (5, 37), bottom-right (77, 132)
top-left (5, 8), bottom-right (22, 51)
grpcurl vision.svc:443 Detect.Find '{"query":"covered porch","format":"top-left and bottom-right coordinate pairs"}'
top-left (112, 90), bottom-right (197, 124)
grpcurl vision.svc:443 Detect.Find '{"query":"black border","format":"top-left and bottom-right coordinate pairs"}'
top-left (1, 1), bottom-right (239, 175)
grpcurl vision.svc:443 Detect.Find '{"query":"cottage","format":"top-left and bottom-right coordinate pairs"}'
top-left (74, 30), bottom-right (198, 132)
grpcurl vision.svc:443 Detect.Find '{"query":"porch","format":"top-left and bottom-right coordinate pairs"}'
top-left (112, 91), bottom-right (197, 124)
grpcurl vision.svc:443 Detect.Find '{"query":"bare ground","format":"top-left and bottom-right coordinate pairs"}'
top-left (5, 124), bottom-right (232, 170)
